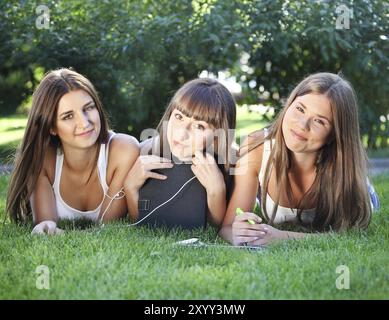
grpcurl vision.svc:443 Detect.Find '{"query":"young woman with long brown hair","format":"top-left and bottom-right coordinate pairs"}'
top-left (219, 72), bottom-right (380, 246)
top-left (124, 78), bottom-right (236, 230)
top-left (6, 68), bottom-right (139, 234)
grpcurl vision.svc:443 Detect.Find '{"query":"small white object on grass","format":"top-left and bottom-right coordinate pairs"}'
top-left (174, 238), bottom-right (206, 246)
top-left (31, 220), bottom-right (64, 235)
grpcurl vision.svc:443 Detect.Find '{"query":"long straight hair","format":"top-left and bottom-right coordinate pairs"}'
top-left (246, 73), bottom-right (371, 232)
top-left (6, 68), bottom-right (109, 222)
top-left (155, 78), bottom-right (236, 173)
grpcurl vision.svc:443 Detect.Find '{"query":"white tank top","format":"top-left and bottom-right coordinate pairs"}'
top-left (52, 132), bottom-right (115, 221)
top-left (258, 129), bottom-right (315, 224)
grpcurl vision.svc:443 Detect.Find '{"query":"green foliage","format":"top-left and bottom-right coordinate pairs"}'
top-left (0, 0), bottom-right (388, 145)
top-left (0, 0), bottom-right (243, 137)
top-left (0, 116), bottom-right (27, 164)
top-left (236, 0), bottom-right (389, 148)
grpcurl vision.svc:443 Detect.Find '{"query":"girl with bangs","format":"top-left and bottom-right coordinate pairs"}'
top-left (124, 78), bottom-right (236, 230)
top-left (6, 68), bottom-right (139, 234)
top-left (219, 72), bottom-right (380, 246)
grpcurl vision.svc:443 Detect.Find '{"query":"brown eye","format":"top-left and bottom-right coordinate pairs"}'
top-left (85, 105), bottom-right (95, 111)
top-left (62, 114), bottom-right (73, 120)
top-left (174, 113), bottom-right (183, 120)
top-left (296, 105), bottom-right (304, 113)
top-left (315, 119), bottom-right (325, 126)
top-left (194, 124), bottom-right (205, 130)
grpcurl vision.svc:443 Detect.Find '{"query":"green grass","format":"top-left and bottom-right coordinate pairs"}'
top-left (0, 173), bottom-right (388, 299)
top-left (236, 106), bottom-right (268, 136)
top-left (0, 116), bottom-right (28, 164)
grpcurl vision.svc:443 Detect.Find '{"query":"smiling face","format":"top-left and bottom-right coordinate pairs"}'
top-left (281, 93), bottom-right (333, 154)
top-left (53, 89), bottom-right (101, 150)
top-left (166, 108), bottom-right (215, 161)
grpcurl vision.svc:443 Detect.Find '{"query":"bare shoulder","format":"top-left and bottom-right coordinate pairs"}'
top-left (109, 133), bottom-right (139, 162)
top-left (238, 129), bottom-right (266, 176)
top-left (106, 134), bottom-right (139, 183)
top-left (248, 128), bottom-right (266, 141)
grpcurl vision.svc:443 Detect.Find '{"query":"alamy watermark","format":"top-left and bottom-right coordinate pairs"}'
top-left (35, 5), bottom-right (50, 30)
top-left (35, 265), bottom-right (50, 290)
top-left (335, 5), bottom-right (353, 30)
top-left (335, 265), bottom-right (350, 290)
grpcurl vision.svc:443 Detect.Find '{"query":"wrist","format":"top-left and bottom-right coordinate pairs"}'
top-left (281, 230), bottom-right (306, 240)
top-left (282, 230), bottom-right (290, 240)
top-left (124, 182), bottom-right (140, 195)
top-left (207, 184), bottom-right (226, 197)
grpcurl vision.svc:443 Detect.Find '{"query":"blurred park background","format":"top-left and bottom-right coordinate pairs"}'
top-left (0, 0), bottom-right (388, 164)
